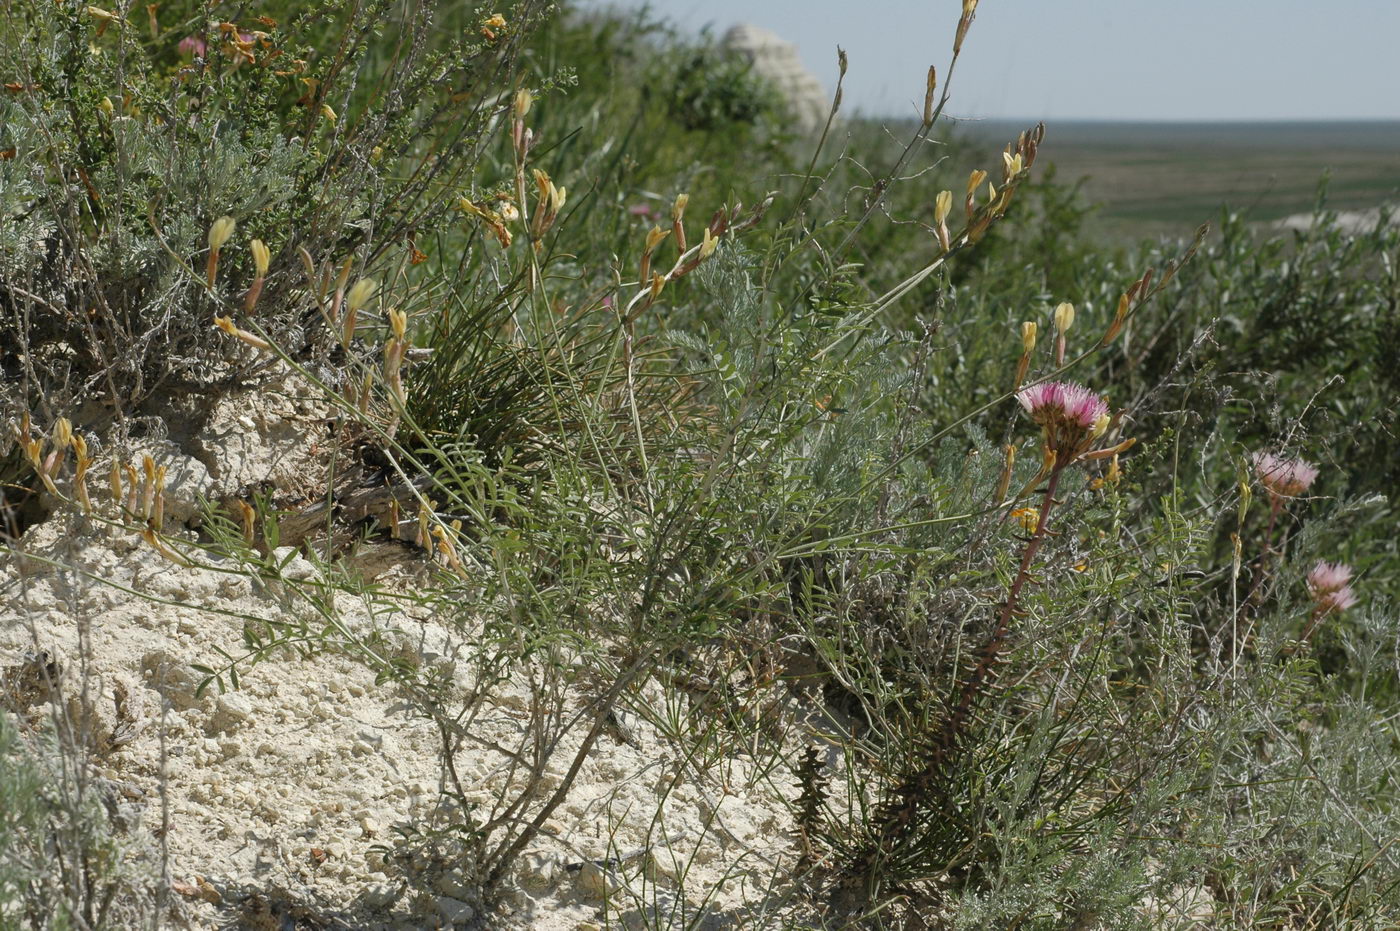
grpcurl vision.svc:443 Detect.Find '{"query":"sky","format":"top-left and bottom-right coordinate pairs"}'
top-left (579, 0), bottom-right (1400, 122)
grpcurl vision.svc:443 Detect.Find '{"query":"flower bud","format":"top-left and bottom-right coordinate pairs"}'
top-left (208, 216), bottom-right (236, 251)
top-left (923, 67), bottom-right (937, 127)
top-left (1091, 413), bottom-right (1110, 439)
top-left (699, 228), bottom-right (718, 260)
top-left (644, 225), bottom-right (669, 254)
top-left (934, 190), bottom-right (952, 225)
top-left (514, 88), bottom-right (532, 120)
top-left (346, 278), bottom-right (377, 313)
top-left (967, 169), bottom-right (987, 196)
top-left (250, 239), bottom-right (270, 277)
top-left (1054, 301), bottom-right (1074, 333)
top-left (671, 193), bottom-right (689, 222)
top-left (1021, 321), bottom-right (1037, 353)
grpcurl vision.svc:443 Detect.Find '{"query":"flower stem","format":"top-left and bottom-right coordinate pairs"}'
top-left (855, 463), bottom-right (1067, 881)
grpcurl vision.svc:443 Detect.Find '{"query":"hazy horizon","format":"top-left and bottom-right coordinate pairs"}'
top-left (579, 1), bottom-right (1400, 123)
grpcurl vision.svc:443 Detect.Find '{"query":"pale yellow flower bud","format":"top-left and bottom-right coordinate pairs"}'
top-left (387, 307), bottom-right (407, 341)
top-left (213, 315), bottom-right (272, 351)
top-left (208, 215), bottom-right (236, 251)
top-left (549, 183), bottom-right (566, 214)
top-left (250, 239), bottom-right (270, 277)
top-left (52, 417), bottom-right (72, 450)
top-left (672, 193), bottom-right (689, 221)
top-left (967, 169), bottom-right (987, 196)
top-left (1091, 413), bottom-right (1110, 439)
top-left (532, 168), bottom-right (551, 199)
top-left (320, 103), bottom-right (337, 123)
top-left (99, 96), bottom-right (114, 116)
top-left (1021, 321), bottom-right (1037, 353)
top-left (346, 278), bottom-right (377, 313)
top-left (514, 88), bottom-right (532, 120)
top-left (934, 190), bottom-right (952, 225)
top-left (644, 225), bottom-right (670, 254)
top-left (699, 228), bottom-right (719, 260)
top-left (1054, 301), bottom-right (1075, 333)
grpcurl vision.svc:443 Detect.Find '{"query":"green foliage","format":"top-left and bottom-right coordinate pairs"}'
top-left (3, 0), bottom-right (1399, 927)
top-left (0, 712), bottom-right (158, 930)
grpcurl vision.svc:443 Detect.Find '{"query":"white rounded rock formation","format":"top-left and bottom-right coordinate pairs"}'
top-left (722, 23), bottom-right (831, 133)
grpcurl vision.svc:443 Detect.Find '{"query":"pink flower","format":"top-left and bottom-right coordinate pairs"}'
top-left (178, 35), bottom-right (207, 57)
top-left (1316, 586), bottom-right (1358, 614)
top-left (1019, 380), bottom-right (1103, 431)
top-left (1307, 560), bottom-right (1353, 595)
top-left (1252, 452), bottom-right (1318, 499)
top-left (1017, 380), bottom-right (1108, 430)
top-left (1307, 560), bottom-right (1358, 617)
top-left (1017, 380), bottom-right (1114, 462)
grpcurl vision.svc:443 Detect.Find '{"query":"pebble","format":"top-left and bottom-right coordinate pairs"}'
top-left (362, 881), bottom-right (400, 907)
top-left (211, 693), bottom-right (255, 733)
top-left (574, 861), bottom-right (621, 900)
top-left (435, 896), bottom-right (475, 926)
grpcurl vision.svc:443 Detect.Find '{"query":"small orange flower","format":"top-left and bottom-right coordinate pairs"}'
top-left (1010, 507), bottom-right (1039, 533)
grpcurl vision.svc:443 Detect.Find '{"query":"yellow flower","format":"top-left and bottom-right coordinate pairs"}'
top-left (1054, 301), bottom-right (1075, 333)
top-left (699, 228), bottom-right (719, 259)
top-left (250, 239), bottom-right (270, 277)
top-left (207, 215), bottom-right (236, 251)
top-left (934, 189), bottom-right (952, 224)
top-left (1010, 507), bottom-right (1039, 533)
top-left (346, 279), bottom-right (377, 313)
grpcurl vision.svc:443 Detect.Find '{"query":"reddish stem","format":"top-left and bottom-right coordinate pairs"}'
top-left (859, 464), bottom-right (1066, 876)
top-left (1238, 495), bottom-right (1283, 629)
top-left (944, 464), bottom-right (1065, 745)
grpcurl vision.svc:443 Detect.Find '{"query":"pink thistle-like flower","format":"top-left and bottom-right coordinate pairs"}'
top-left (1252, 451), bottom-right (1318, 499)
top-left (1307, 560), bottom-right (1353, 596)
top-left (1317, 586), bottom-right (1358, 614)
top-left (1307, 560), bottom-right (1358, 619)
top-left (178, 35), bottom-right (207, 57)
top-left (1017, 380), bottom-right (1114, 462)
top-left (1017, 380), bottom-right (1108, 429)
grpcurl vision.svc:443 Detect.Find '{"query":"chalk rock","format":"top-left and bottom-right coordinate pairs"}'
top-left (722, 24), bottom-right (829, 133)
